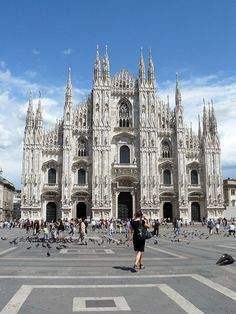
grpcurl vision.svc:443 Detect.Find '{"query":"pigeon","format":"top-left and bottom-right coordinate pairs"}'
top-left (56, 246), bottom-right (62, 250)
top-left (35, 243), bottom-right (40, 247)
top-left (46, 243), bottom-right (52, 249)
top-left (26, 246), bottom-right (32, 250)
top-left (1, 237), bottom-right (7, 240)
top-left (154, 240), bottom-right (158, 245)
top-left (46, 251), bottom-right (51, 257)
top-left (42, 243), bottom-right (46, 248)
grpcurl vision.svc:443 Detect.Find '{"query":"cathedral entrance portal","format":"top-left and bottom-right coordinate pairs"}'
top-left (191, 202), bottom-right (201, 222)
top-left (163, 202), bottom-right (173, 222)
top-left (77, 202), bottom-right (87, 219)
top-left (46, 202), bottom-right (57, 222)
top-left (118, 192), bottom-right (133, 220)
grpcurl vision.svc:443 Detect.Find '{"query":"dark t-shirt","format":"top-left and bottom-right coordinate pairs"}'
top-left (131, 219), bottom-right (145, 241)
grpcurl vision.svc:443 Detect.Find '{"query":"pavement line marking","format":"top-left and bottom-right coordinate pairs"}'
top-left (73, 296), bottom-right (131, 312)
top-left (146, 245), bottom-right (186, 259)
top-left (0, 285), bottom-right (32, 314)
top-left (25, 284), bottom-right (163, 288)
top-left (158, 284), bottom-right (204, 314)
top-left (191, 274), bottom-right (236, 301)
top-left (217, 245), bottom-right (236, 250)
top-left (0, 247), bottom-right (17, 256)
top-left (0, 274), bottom-right (192, 279)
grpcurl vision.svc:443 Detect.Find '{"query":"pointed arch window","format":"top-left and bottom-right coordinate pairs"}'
top-left (48, 168), bottom-right (56, 184)
top-left (78, 139), bottom-right (87, 157)
top-left (120, 145), bottom-right (130, 164)
top-left (163, 169), bottom-right (171, 185)
top-left (162, 141), bottom-right (171, 158)
top-left (78, 169), bottom-right (86, 185)
top-left (191, 170), bottom-right (198, 185)
top-left (119, 101), bottom-right (131, 127)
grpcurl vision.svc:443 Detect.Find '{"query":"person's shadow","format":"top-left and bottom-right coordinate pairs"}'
top-left (113, 266), bottom-right (135, 272)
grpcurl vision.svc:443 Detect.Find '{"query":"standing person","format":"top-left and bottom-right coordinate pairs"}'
top-left (215, 220), bottom-right (220, 234)
top-left (129, 210), bottom-right (150, 272)
top-left (207, 219), bottom-right (214, 235)
top-left (109, 219), bottom-right (114, 237)
top-left (228, 222), bottom-right (235, 236)
top-left (79, 218), bottom-right (86, 244)
top-left (68, 218), bottom-right (75, 236)
top-left (152, 219), bottom-right (160, 237)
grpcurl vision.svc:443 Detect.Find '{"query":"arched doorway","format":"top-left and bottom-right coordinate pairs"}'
top-left (163, 202), bottom-right (173, 221)
top-left (118, 192), bottom-right (133, 220)
top-left (191, 202), bottom-right (201, 222)
top-left (46, 202), bottom-right (57, 222)
top-left (77, 202), bottom-right (87, 219)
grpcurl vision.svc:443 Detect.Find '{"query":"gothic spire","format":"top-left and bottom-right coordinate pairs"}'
top-left (102, 45), bottom-right (110, 81)
top-left (175, 73), bottom-right (181, 107)
top-left (210, 99), bottom-right (217, 134)
top-left (35, 91), bottom-right (43, 129)
top-left (202, 99), bottom-right (208, 136)
top-left (139, 48), bottom-right (145, 82)
top-left (65, 67), bottom-right (72, 106)
top-left (26, 91), bottom-right (34, 129)
top-left (94, 44), bottom-right (101, 83)
top-left (198, 114), bottom-right (202, 139)
top-left (148, 48), bottom-right (155, 84)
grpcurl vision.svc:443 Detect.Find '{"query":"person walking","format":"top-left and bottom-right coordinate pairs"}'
top-left (152, 219), bottom-right (160, 237)
top-left (129, 210), bottom-right (150, 272)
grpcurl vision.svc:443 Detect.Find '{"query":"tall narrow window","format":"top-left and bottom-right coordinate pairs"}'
top-left (119, 102), bottom-right (130, 127)
top-left (120, 145), bottom-right (130, 164)
top-left (78, 139), bottom-right (87, 157)
top-left (191, 170), bottom-right (198, 185)
top-left (48, 168), bottom-right (56, 184)
top-left (231, 189), bottom-right (235, 196)
top-left (162, 141), bottom-right (171, 158)
top-left (163, 169), bottom-right (171, 185)
top-left (78, 169), bottom-right (86, 185)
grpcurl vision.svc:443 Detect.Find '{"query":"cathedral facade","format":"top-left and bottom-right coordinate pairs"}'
top-left (21, 47), bottom-right (225, 222)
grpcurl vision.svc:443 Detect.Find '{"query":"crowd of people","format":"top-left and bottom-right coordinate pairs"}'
top-left (1, 214), bottom-right (236, 273)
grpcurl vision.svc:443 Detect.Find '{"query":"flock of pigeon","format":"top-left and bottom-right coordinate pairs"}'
top-left (0, 226), bottom-right (235, 264)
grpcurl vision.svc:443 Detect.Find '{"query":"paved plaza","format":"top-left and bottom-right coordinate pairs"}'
top-left (0, 225), bottom-right (236, 313)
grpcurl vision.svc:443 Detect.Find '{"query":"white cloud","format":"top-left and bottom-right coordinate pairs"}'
top-left (32, 50), bottom-right (40, 55)
top-left (0, 67), bottom-right (87, 188)
top-left (62, 48), bottom-right (73, 55)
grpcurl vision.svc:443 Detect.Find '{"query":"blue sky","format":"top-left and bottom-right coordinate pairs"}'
top-left (0, 0), bottom-right (236, 188)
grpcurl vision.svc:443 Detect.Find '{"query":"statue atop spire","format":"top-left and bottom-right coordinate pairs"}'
top-left (148, 48), bottom-right (155, 84)
top-left (94, 44), bottom-right (101, 83)
top-left (139, 48), bottom-right (145, 82)
top-left (102, 45), bottom-right (110, 81)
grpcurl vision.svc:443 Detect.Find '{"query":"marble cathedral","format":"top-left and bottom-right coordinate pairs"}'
top-left (21, 47), bottom-right (225, 222)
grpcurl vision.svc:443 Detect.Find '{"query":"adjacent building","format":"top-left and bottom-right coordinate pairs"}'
top-left (21, 47), bottom-right (225, 222)
top-left (223, 178), bottom-right (236, 207)
top-left (0, 176), bottom-right (15, 221)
